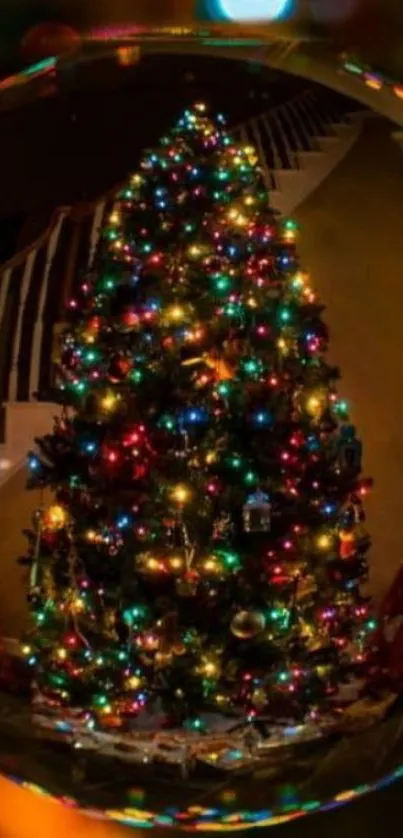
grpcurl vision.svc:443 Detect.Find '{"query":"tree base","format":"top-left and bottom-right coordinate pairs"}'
top-left (32, 690), bottom-right (396, 777)
top-left (0, 689), bottom-right (402, 830)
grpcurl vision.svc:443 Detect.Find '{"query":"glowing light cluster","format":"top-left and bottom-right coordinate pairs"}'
top-left (22, 102), bottom-right (374, 736)
top-left (5, 760), bottom-right (403, 831)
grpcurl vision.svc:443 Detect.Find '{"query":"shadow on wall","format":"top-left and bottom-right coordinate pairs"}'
top-left (0, 467), bottom-right (51, 637)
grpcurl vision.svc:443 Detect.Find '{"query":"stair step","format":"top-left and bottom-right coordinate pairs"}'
top-left (268, 189), bottom-right (283, 211)
top-left (314, 136), bottom-right (340, 151)
top-left (329, 122), bottom-right (354, 137)
top-left (295, 150), bottom-right (326, 170)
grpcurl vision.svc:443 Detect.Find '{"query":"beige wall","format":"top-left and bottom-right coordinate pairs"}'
top-left (297, 118), bottom-right (403, 599)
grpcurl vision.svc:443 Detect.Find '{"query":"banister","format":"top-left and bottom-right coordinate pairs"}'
top-left (0, 86), bottom-right (325, 280)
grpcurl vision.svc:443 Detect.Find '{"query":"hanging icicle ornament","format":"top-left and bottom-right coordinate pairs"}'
top-left (176, 520), bottom-right (198, 597)
top-left (242, 489), bottom-right (271, 532)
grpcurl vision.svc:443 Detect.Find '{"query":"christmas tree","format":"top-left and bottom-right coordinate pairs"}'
top-left (22, 103), bottom-right (375, 737)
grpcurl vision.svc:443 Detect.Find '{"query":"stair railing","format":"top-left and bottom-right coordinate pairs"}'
top-left (0, 87), bottom-right (340, 415)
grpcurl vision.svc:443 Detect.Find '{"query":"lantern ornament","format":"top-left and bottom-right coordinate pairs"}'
top-left (242, 489), bottom-right (271, 532)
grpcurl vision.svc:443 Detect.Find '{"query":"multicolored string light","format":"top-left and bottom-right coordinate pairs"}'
top-left (22, 101), bottom-right (375, 733)
top-left (4, 760), bottom-right (403, 831)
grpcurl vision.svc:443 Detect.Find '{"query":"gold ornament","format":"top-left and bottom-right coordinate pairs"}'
top-left (295, 575), bottom-right (318, 601)
top-left (176, 574), bottom-right (198, 597)
top-left (43, 505), bottom-right (68, 530)
top-left (230, 610), bottom-right (266, 640)
top-left (251, 687), bottom-right (268, 710)
top-left (204, 352), bottom-right (234, 381)
top-left (305, 389), bottom-right (327, 419)
top-left (155, 651), bottom-right (173, 668)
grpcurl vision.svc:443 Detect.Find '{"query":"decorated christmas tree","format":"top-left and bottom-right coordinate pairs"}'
top-left (22, 103), bottom-right (375, 748)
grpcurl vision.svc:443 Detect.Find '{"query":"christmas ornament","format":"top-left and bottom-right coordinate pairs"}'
top-left (338, 425), bottom-right (362, 472)
top-left (121, 307), bottom-right (140, 331)
top-left (212, 512), bottom-right (233, 542)
top-left (176, 572), bottom-right (198, 597)
top-left (204, 351), bottom-right (234, 381)
top-left (242, 489), bottom-right (271, 532)
top-left (109, 355), bottom-right (132, 382)
top-left (43, 505), bottom-right (67, 530)
top-left (155, 651), bottom-right (173, 668)
top-left (230, 610), bottom-right (266, 639)
top-left (339, 529), bottom-right (356, 559)
top-left (251, 687), bottom-right (268, 710)
top-left (172, 642), bottom-right (187, 656)
top-left (295, 574), bottom-right (318, 601)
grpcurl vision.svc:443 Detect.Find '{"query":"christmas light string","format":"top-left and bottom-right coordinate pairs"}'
top-left (2, 759), bottom-right (403, 830)
top-left (20, 100), bottom-right (377, 738)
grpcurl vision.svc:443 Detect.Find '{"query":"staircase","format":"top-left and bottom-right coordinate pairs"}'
top-left (234, 89), bottom-right (366, 214)
top-left (0, 87), bottom-right (364, 487)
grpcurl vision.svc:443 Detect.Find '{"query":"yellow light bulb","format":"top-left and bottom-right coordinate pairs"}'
top-left (109, 212), bottom-right (120, 225)
top-left (308, 396), bottom-right (320, 412)
top-left (172, 485), bottom-right (190, 505)
top-left (204, 559), bottom-right (218, 572)
top-left (166, 305), bottom-right (185, 323)
top-left (293, 272), bottom-right (305, 288)
top-left (101, 704), bottom-right (112, 715)
top-left (189, 245), bottom-right (201, 258)
top-left (72, 597), bottom-right (85, 614)
top-left (147, 558), bottom-right (160, 571)
top-left (306, 392), bottom-right (325, 417)
top-left (170, 557), bottom-right (183, 570)
top-left (56, 648), bottom-right (67, 661)
top-left (317, 533), bottom-right (332, 550)
top-left (127, 675), bottom-right (141, 689)
top-left (236, 214), bottom-right (247, 227)
top-left (101, 392), bottom-right (118, 412)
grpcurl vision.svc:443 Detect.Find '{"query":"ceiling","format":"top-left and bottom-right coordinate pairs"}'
top-left (0, 0), bottom-right (403, 81)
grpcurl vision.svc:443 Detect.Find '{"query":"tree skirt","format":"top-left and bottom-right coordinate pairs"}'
top-left (32, 689), bottom-right (396, 776)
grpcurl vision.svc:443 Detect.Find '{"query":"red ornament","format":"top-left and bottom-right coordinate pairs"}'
top-left (339, 530), bottom-right (355, 559)
top-left (133, 463), bottom-right (147, 480)
top-left (109, 356), bottom-right (132, 382)
top-left (122, 308), bottom-right (140, 330)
